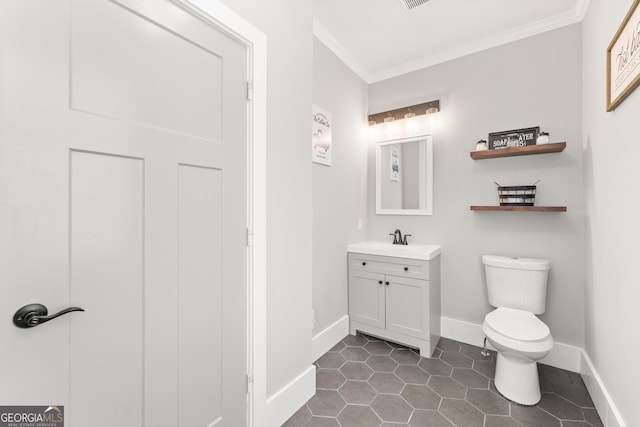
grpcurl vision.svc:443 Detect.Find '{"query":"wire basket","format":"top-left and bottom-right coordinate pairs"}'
top-left (497, 185), bottom-right (536, 206)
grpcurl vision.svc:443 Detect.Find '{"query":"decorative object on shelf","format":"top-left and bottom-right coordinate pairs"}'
top-left (475, 139), bottom-right (488, 151)
top-left (488, 127), bottom-right (539, 150)
top-left (607, 0), bottom-right (640, 111)
top-left (495, 180), bottom-right (539, 206)
top-left (312, 104), bottom-right (332, 166)
top-left (536, 132), bottom-right (550, 145)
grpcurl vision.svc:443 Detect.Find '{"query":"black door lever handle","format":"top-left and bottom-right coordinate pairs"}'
top-left (13, 303), bottom-right (85, 328)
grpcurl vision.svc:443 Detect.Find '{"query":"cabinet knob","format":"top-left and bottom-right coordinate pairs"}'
top-left (385, 281), bottom-right (389, 286)
top-left (378, 280), bottom-right (383, 285)
top-left (404, 266), bottom-right (409, 272)
top-left (362, 261), bottom-right (367, 266)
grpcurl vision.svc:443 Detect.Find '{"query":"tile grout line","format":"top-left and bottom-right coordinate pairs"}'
top-left (287, 334), bottom-right (602, 427)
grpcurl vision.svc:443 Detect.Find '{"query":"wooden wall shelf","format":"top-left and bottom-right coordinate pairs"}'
top-left (470, 142), bottom-right (566, 160)
top-left (470, 206), bottom-right (567, 212)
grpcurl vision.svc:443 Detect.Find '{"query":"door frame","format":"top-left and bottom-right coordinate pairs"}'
top-left (171, 1), bottom-right (267, 425)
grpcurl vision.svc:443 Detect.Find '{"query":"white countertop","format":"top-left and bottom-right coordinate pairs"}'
top-left (347, 241), bottom-right (442, 261)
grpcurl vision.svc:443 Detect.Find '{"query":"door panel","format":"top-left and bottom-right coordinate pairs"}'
top-left (0, 1), bottom-right (248, 425)
top-left (70, 0), bottom-right (223, 140)
top-left (348, 271), bottom-right (385, 329)
top-left (386, 276), bottom-right (429, 340)
top-left (178, 164), bottom-right (223, 426)
top-left (69, 151), bottom-right (144, 425)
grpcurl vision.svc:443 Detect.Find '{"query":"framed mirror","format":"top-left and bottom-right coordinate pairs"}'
top-left (376, 135), bottom-right (433, 215)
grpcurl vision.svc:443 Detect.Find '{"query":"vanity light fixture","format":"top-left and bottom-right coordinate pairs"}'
top-left (367, 100), bottom-right (439, 126)
top-left (404, 111), bottom-right (416, 132)
top-left (368, 100), bottom-right (439, 142)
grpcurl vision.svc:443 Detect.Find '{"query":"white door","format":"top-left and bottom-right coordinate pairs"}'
top-left (0, 1), bottom-right (248, 426)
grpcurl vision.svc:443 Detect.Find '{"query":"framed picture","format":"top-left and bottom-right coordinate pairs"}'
top-left (607, 0), bottom-right (640, 111)
top-left (312, 105), bottom-right (332, 166)
top-left (488, 127), bottom-right (539, 150)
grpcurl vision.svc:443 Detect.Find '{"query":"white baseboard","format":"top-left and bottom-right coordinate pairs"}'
top-left (440, 316), bottom-right (582, 373)
top-left (441, 317), bottom-right (488, 349)
top-left (312, 315), bottom-right (349, 362)
top-left (266, 365), bottom-right (316, 427)
top-left (581, 350), bottom-right (627, 427)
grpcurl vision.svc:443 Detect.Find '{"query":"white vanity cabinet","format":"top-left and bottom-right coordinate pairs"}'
top-left (347, 250), bottom-right (441, 357)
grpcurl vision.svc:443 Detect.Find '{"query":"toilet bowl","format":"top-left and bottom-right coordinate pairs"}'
top-left (482, 307), bottom-right (553, 405)
top-left (482, 255), bottom-right (553, 406)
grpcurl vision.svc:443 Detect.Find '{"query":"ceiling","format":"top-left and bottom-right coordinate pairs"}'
top-left (313, 0), bottom-right (589, 83)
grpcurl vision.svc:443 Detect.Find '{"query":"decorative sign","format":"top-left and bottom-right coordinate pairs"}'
top-left (390, 147), bottom-right (400, 182)
top-left (488, 127), bottom-right (539, 150)
top-left (607, 0), bottom-right (640, 111)
top-left (312, 105), bottom-right (332, 166)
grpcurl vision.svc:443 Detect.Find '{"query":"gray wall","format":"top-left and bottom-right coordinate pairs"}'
top-left (368, 25), bottom-right (585, 346)
top-left (219, 0), bottom-right (314, 397)
top-left (312, 38), bottom-right (368, 337)
top-left (583, 0), bottom-right (640, 425)
top-left (402, 142), bottom-right (420, 209)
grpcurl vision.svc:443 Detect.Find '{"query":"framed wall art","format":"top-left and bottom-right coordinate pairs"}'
top-left (607, 0), bottom-right (640, 111)
top-left (312, 105), bottom-right (332, 166)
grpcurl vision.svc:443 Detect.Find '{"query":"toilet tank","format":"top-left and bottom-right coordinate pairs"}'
top-left (482, 255), bottom-right (551, 314)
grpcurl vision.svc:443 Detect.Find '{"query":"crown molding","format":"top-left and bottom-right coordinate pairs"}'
top-left (313, 17), bottom-right (371, 83)
top-left (314, 0), bottom-right (590, 84)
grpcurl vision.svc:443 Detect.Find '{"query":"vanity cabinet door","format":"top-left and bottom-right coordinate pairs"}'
top-left (386, 276), bottom-right (429, 340)
top-left (348, 270), bottom-right (385, 329)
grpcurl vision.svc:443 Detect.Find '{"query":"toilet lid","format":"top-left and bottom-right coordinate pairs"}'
top-left (485, 307), bottom-right (550, 342)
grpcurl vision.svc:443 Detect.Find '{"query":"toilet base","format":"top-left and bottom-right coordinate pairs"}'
top-left (494, 352), bottom-right (541, 405)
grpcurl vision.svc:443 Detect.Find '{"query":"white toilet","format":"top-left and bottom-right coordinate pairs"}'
top-left (482, 255), bottom-right (554, 405)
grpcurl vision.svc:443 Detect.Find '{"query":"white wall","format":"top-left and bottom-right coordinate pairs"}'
top-left (218, 0), bottom-right (314, 399)
top-left (367, 25), bottom-right (585, 347)
top-left (312, 38), bottom-right (368, 340)
top-left (583, 0), bottom-right (640, 425)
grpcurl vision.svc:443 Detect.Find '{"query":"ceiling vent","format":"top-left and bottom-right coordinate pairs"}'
top-left (398, 0), bottom-right (430, 11)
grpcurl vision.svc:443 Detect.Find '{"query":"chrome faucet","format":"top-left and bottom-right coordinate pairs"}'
top-left (389, 229), bottom-right (411, 245)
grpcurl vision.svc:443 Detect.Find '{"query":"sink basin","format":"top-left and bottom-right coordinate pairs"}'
top-left (347, 241), bottom-right (441, 261)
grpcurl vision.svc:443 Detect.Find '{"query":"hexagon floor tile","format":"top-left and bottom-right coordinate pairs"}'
top-left (282, 334), bottom-right (604, 427)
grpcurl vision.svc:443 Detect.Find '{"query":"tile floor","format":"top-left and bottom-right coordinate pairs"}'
top-left (283, 334), bottom-right (603, 427)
